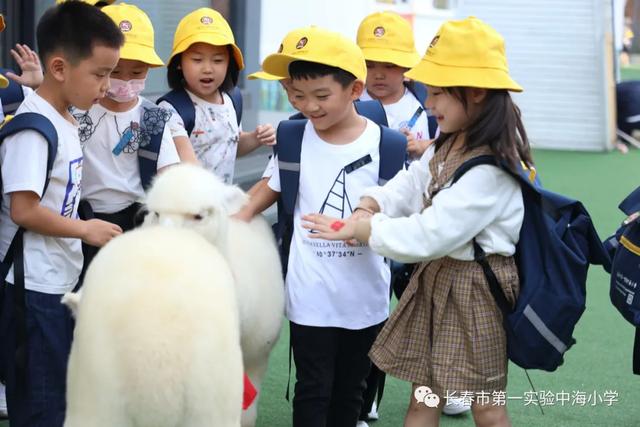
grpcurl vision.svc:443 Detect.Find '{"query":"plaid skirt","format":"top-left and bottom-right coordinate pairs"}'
top-left (369, 255), bottom-right (519, 396)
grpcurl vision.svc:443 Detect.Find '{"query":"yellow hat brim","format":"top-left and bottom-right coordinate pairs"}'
top-left (405, 59), bottom-right (523, 92)
top-left (262, 52), bottom-right (366, 82)
top-left (247, 71), bottom-right (284, 81)
top-left (0, 74), bottom-right (8, 89)
top-left (361, 47), bottom-right (420, 69)
top-left (120, 44), bottom-right (164, 68)
top-left (169, 33), bottom-right (245, 70)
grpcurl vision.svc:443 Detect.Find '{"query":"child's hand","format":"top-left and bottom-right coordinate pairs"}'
top-left (401, 128), bottom-right (433, 158)
top-left (302, 213), bottom-right (356, 241)
top-left (6, 44), bottom-right (43, 89)
top-left (81, 219), bottom-right (123, 247)
top-left (255, 124), bottom-right (276, 146)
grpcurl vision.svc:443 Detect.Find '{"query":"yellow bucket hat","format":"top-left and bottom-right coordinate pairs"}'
top-left (262, 27), bottom-right (366, 82)
top-left (169, 8), bottom-right (244, 70)
top-left (405, 17), bottom-right (522, 92)
top-left (248, 26), bottom-right (318, 81)
top-left (356, 11), bottom-right (420, 69)
top-left (0, 15), bottom-right (7, 88)
top-left (101, 3), bottom-right (163, 67)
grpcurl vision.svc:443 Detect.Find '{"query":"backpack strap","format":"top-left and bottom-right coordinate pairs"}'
top-left (156, 88), bottom-right (195, 136)
top-left (0, 69), bottom-right (25, 116)
top-left (378, 125), bottom-right (407, 185)
top-left (138, 100), bottom-right (171, 190)
top-left (0, 112), bottom-right (57, 398)
top-left (226, 86), bottom-right (243, 126)
top-left (620, 186), bottom-right (640, 216)
top-left (404, 81), bottom-right (437, 139)
top-left (354, 100), bottom-right (388, 127)
top-left (275, 120), bottom-right (306, 216)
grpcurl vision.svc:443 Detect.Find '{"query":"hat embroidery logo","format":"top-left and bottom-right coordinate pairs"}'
top-left (200, 16), bottom-right (213, 25)
top-left (373, 26), bottom-right (385, 37)
top-left (296, 37), bottom-right (308, 49)
top-left (119, 20), bottom-right (132, 32)
top-left (277, 43), bottom-right (284, 53)
top-left (429, 35), bottom-right (440, 49)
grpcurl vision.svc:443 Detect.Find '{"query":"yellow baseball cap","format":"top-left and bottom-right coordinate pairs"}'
top-left (101, 3), bottom-right (163, 67)
top-left (169, 8), bottom-right (244, 70)
top-left (0, 15), bottom-right (7, 88)
top-left (248, 26), bottom-right (320, 81)
top-left (405, 17), bottom-right (522, 92)
top-left (357, 11), bottom-right (420, 68)
top-left (262, 27), bottom-right (366, 82)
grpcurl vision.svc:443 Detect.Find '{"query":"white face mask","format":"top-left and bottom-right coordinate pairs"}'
top-left (107, 77), bottom-right (146, 103)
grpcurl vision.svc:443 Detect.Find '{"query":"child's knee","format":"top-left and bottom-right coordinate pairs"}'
top-left (471, 402), bottom-right (511, 427)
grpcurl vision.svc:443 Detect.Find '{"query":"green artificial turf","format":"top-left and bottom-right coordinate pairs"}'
top-left (2, 149), bottom-right (639, 427)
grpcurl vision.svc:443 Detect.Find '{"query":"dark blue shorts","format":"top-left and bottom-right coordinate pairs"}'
top-left (0, 282), bottom-right (74, 427)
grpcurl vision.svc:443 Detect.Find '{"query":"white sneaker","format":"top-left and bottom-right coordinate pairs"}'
top-left (366, 400), bottom-right (379, 420)
top-left (0, 384), bottom-right (7, 419)
top-left (356, 421), bottom-right (369, 427)
top-left (442, 398), bottom-right (471, 416)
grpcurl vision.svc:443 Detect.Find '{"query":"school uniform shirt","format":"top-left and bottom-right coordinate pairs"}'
top-left (361, 145), bottom-right (524, 264)
top-left (160, 90), bottom-right (240, 184)
top-left (361, 87), bottom-right (430, 143)
top-left (0, 91), bottom-right (83, 294)
top-left (268, 118), bottom-right (391, 330)
top-left (74, 97), bottom-right (180, 214)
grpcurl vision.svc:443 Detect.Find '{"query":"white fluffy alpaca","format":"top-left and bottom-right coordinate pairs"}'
top-left (63, 226), bottom-right (243, 427)
top-left (144, 164), bottom-right (285, 427)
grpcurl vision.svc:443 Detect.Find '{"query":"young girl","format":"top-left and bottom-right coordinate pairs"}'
top-left (158, 8), bottom-right (275, 183)
top-left (302, 17), bottom-right (531, 427)
top-left (356, 11), bottom-right (435, 161)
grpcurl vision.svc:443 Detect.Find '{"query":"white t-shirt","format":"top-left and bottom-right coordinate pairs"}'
top-left (361, 87), bottom-right (430, 142)
top-left (362, 145), bottom-right (524, 263)
top-left (73, 97), bottom-right (180, 214)
top-left (0, 92), bottom-right (83, 294)
top-left (160, 90), bottom-right (240, 184)
top-left (268, 119), bottom-right (390, 329)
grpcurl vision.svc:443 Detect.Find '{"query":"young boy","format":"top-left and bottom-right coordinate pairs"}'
top-left (236, 27), bottom-right (395, 427)
top-left (357, 11), bottom-right (434, 160)
top-left (73, 2), bottom-right (180, 272)
top-left (0, 2), bottom-right (124, 426)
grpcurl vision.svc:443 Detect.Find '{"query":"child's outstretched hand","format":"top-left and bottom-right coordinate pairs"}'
top-left (302, 213), bottom-right (356, 241)
top-left (6, 44), bottom-right (43, 89)
top-left (255, 124), bottom-right (276, 146)
top-left (401, 128), bottom-right (433, 159)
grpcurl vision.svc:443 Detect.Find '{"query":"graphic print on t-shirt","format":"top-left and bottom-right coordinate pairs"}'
top-left (319, 168), bottom-right (353, 219)
top-left (61, 157), bottom-right (83, 218)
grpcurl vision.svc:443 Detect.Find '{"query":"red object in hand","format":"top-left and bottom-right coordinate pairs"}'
top-left (243, 374), bottom-right (257, 410)
top-left (330, 221), bottom-right (346, 231)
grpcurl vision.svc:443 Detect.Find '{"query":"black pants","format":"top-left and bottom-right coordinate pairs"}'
top-left (79, 202), bottom-right (144, 285)
top-left (290, 321), bottom-right (382, 427)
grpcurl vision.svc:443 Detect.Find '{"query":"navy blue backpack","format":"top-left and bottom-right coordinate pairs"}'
top-left (404, 80), bottom-right (437, 138)
top-left (451, 155), bottom-right (610, 371)
top-left (272, 119), bottom-right (407, 275)
top-left (156, 86), bottom-right (243, 136)
top-left (0, 68), bottom-right (25, 117)
top-left (603, 186), bottom-right (640, 374)
top-left (0, 113), bottom-right (58, 388)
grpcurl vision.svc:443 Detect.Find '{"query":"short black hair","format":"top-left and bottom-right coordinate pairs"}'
top-left (37, 1), bottom-right (124, 66)
top-left (167, 45), bottom-right (240, 94)
top-left (288, 61), bottom-right (356, 88)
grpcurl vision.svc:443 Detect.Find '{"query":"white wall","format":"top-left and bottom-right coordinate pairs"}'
top-left (457, 0), bottom-right (616, 151)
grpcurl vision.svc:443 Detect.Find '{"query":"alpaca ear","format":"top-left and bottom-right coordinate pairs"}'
top-left (222, 185), bottom-right (249, 215)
